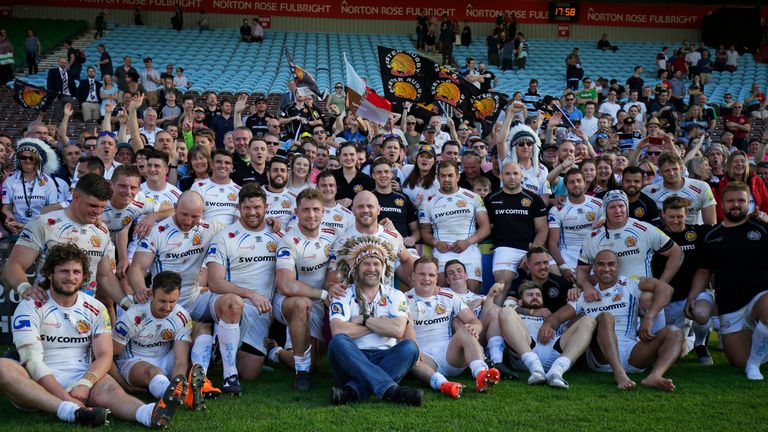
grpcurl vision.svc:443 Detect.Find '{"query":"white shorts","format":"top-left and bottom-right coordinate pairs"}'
top-left (422, 341), bottom-right (466, 377)
top-left (665, 300), bottom-right (694, 355)
top-left (53, 366), bottom-right (90, 391)
top-left (586, 335), bottom-right (646, 374)
top-left (719, 290), bottom-right (768, 336)
top-left (508, 337), bottom-right (562, 372)
top-left (273, 292), bottom-right (325, 349)
top-left (434, 246), bottom-right (482, 282)
top-left (189, 291), bottom-right (217, 322)
top-left (115, 350), bottom-right (175, 386)
top-left (492, 247), bottom-right (526, 274)
top-left (240, 302), bottom-right (273, 355)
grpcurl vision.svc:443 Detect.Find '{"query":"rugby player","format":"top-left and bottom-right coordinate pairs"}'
top-left (190, 149), bottom-right (242, 226)
top-left (690, 182), bottom-right (768, 380)
top-left (419, 160), bottom-right (490, 291)
top-left (371, 158), bottom-right (420, 246)
top-left (313, 170), bottom-right (354, 232)
top-left (485, 161), bottom-right (547, 291)
top-left (328, 236), bottom-right (422, 406)
top-left (548, 250), bottom-right (684, 391)
top-left (274, 188), bottom-right (338, 390)
top-left (114, 271), bottom-right (205, 410)
top-left (264, 155), bottom-right (297, 228)
top-left (620, 166), bottom-right (660, 225)
top-left (404, 257), bottom-right (501, 398)
top-left (205, 184), bottom-right (283, 380)
top-left (128, 191), bottom-right (238, 396)
top-left (0, 243), bottom-right (186, 428)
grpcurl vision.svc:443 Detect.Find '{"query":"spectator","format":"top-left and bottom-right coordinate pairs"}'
top-left (500, 32), bottom-right (515, 71)
top-left (134, 6), bottom-right (144, 25)
top-left (687, 74), bottom-right (704, 107)
top-left (63, 39), bottom-right (81, 80)
top-left (656, 46), bottom-right (668, 78)
top-left (714, 44), bottom-right (727, 72)
top-left (240, 19), bottom-right (252, 42)
top-left (514, 32), bottom-right (528, 70)
top-left (486, 28), bottom-right (501, 67)
top-left (565, 56), bottom-right (583, 91)
top-left (744, 83), bottom-right (767, 119)
top-left (171, 4), bottom-right (183, 31)
top-left (198, 10), bottom-right (210, 32)
top-left (139, 57), bottom-right (162, 106)
top-left (46, 57), bottom-right (77, 122)
top-left (24, 29), bottom-right (41, 76)
top-left (685, 43), bottom-right (701, 79)
top-left (725, 45), bottom-right (739, 72)
top-left (460, 57), bottom-right (483, 89)
top-left (724, 103), bottom-right (751, 150)
top-left (460, 21), bottom-right (472, 47)
top-left (114, 56), bottom-right (137, 92)
top-left (96, 44), bottom-right (113, 78)
top-left (425, 16), bottom-right (437, 54)
top-left (597, 33), bottom-right (619, 52)
top-left (99, 74), bottom-right (118, 117)
top-left (598, 90), bottom-right (621, 125)
top-left (77, 66), bottom-right (102, 122)
top-left (696, 50), bottom-right (713, 84)
top-left (173, 67), bottom-right (190, 90)
top-left (439, 14), bottom-right (455, 66)
top-left (160, 63), bottom-right (175, 80)
top-left (668, 70), bottom-right (686, 111)
top-left (94, 11), bottom-right (106, 39)
top-left (416, 9), bottom-right (428, 50)
top-left (713, 150), bottom-right (768, 222)
top-left (211, 97), bottom-right (236, 148)
top-left (251, 17), bottom-right (264, 43)
top-left (575, 77), bottom-right (597, 111)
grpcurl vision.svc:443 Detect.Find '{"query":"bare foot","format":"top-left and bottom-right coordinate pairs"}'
top-left (614, 372), bottom-right (636, 390)
top-left (641, 375), bottom-right (675, 392)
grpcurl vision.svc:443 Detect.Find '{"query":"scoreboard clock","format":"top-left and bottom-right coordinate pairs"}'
top-left (549, 2), bottom-right (579, 23)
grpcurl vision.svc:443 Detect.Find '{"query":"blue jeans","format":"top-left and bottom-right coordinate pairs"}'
top-left (328, 334), bottom-right (419, 401)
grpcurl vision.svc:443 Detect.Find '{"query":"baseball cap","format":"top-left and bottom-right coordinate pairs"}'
top-left (193, 106), bottom-right (205, 113)
top-left (254, 96), bottom-right (267, 103)
top-left (424, 126), bottom-right (437, 133)
top-left (417, 144), bottom-right (437, 158)
top-left (623, 117), bottom-right (635, 125)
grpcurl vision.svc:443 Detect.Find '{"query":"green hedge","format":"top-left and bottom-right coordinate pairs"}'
top-left (0, 18), bottom-right (87, 66)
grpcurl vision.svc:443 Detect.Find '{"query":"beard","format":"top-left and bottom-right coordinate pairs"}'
top-left (724, 207), bottom-right (747, 222)
top-left (51, 280), bottom-right (82, 297)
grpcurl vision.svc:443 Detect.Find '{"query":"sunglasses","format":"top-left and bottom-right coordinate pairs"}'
top-left (265, 140), bottom-right (280, 145)
top-left (458, 128), bottom-right (469, 132)
top-left (406, 122), bottom-right (416, 125)
top-left (472, 145), bottom-right (486, 150)
top-left (84, 145), bottom-right (97, 150)
top-left (335, 86), bottom-right (343, 89)
top-left (98, 131), bottom-right (116, 138)
top-left (642, 170), bottom-right (655, 176)
top-left (646, 151), bottom-right (661, 156)
top-left (565, 98), bottom-right (575, 101)
top-left (313, 130), bottom-right (326, 135)
top-left (18, 155), bottom-right (36, 161)
top-left (517, 141), bottom-right (534, 147)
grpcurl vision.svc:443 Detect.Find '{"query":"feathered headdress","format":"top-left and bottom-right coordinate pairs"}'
top-left (14, 138), bottom-right (60, 175)
top-left (505, 123), bottom-right (542, 176)
top-left (333, 235), bottom-right (397, 286)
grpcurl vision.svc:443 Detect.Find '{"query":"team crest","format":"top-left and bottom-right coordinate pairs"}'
top-left (456, 200), bottom-right (467, 208)
top-left (353, 184), bottom-right (364, 193)
top-left (161, 329), bottom-right (174, 340)
top-left (330, 302), bottom-right (343, 315)
top-left (435, 303), bottom-right (446, 314)
top-left (624, 236), bottom-right (637, 247)
top-left (612, 293), bottom-right (622, 302)
top-left (748, 230), bottom-right (762, 241)
top-left (333, 214), bottom-right (343, 221)
top-left (586, 211), bottom-right (596, 221)
top-left (110, 258), bottom-right (116, 271)
top-left (90, 235), bottom-right (101, 248)
top-left (324, 244), bottom-right (332, 257)
top-left (634, 207), bottom-right (645, 218)
top-left (281, 200), bottom-right (291, 208)
top-left (394, 198), bottom-right (404, 207)
top-left (38, 177), bottom-right (47, 186)
top-left (474, 267), bottom-right (482, 277)
top-left (75, 320), bottom-right (90, 334)
top-left (378, 297), bottom-right (388, 307)
top-left (521, 198), bottom-right (531, 207)
top-left (227, 193), bottom-right (237, 201)
top-left (192, 233), bottom-right (202, 245)
top-left (385, 51), bottom-right (421, 77)
top-left (267, 241), bottom-right (277, 253)
top-left (685, 230), bottom-right (697, 242)
top-left (121, 215), bottom-right (133, 227)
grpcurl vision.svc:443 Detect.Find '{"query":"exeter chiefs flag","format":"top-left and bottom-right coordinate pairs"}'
top-left (377, 46), bottom-right (431, 104)
top-left (465, 90), bottom-right (507, 124)
top-left (285, 48), bottom-right (323, 98)
top-left (13, 80), bottom-right (51, 111)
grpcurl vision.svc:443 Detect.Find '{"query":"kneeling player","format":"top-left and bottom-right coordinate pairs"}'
top-left (505, 281), bottom-right (596, 388)
top-left (544, 250), bottom-right (684, 391)
top-left (405, 257), bottom-right (500, 398)
top-left (114, 271), bottom-right (206, 411)
top-left (0, 244), bottom-right (186, 428)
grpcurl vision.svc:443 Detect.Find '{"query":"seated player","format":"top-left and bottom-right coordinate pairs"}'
top-left (0, 243), bottom-right (186, 428)
top-left (113, 271), bottom-right (205, 411)
top-left (404, 257), bottom-right (500, 398)
top-left (544, 249), bottom-right (685, 391)
top-left (504, 281), bottom-right (597, 388)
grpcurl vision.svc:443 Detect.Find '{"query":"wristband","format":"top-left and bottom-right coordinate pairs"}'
top-left (168, 165), bottom-right (177, 169)
top-left (69, 378), bottom-right (94, 390)
top-left (320, 290), bottom-right (329, 301)
top-left (16, 282), bottom-right (32, 296)
top-left (83, 371), bottom-right (99, 385)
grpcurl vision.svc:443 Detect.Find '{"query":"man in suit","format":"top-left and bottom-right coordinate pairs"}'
top-left (279, 79), bottom-right (296, 112)
top-left (77, 66), bottom-right (102, 122)
top-left (47, 57), bottom-right (77, 122)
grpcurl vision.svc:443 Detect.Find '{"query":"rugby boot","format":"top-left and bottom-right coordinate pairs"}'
top-left (149, 374), bottom-right (186, 429)
top-left (476, 367), bottom-right (501, 392)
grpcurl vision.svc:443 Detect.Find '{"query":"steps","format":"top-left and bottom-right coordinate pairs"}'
top-left (15, 29), bottom-right (107, 79)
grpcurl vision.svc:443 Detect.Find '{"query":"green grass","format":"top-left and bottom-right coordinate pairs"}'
top-left (0, 345), bottom-right (765, 432)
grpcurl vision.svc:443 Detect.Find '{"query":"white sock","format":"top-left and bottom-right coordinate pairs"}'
top-left (294, 345), bottom-right (312, 372)
top-left (135, 403), bottom-right (154, 427)
top-left (148, 374), bottom-right (170, 399)
top-left (650, 310), bottom-right (666, 334)
top-left (191, 334), bottom-right (214, 374)
top-left (546, 356), bottom-right (572, 378)
top-left (521, 351), bottom-right (544, 374)
top-left (469, 359), bottom-right (487, 378)
top-left (267, 345), bottom-right (283, 364)
top-left (217, 321), bottom-right (240, 378)
top-left (748, 321), bottom-right (768, 368)
top-left (487, 336), bottom-right (505, 364)
top-left (57, 401), bottom-right (79, 423)
top-left (693, 319), bottom-right (711, 347)
top-left (429, 372), bottom-right (448, 390)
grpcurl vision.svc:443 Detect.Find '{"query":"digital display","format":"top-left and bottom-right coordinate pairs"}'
top-left (549, 2), bottom-right (579, 22)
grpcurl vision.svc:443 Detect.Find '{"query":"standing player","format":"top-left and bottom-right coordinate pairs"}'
top-left (113, 271), bottom-right (205, 411)
top-left (642, 152), bottom-right (717, 225)
top-left (548, 168), bottom-right (603, 282)
top-left (690, 182), bottom-right (768, 380)
top-left (205, 184), bottom-right (283, 380)
top-left (312, 170), bottom-right (354, 232)
top-left (620, 166), bottom-right (661, 225)
top-left (550, 250), bottom-right (684, 391)
top-left (404, 257), bottom-right (500, 398)
top-left (652, 196), bottom-right (714, 364)
top-left (371, 158), bottom-right (420, 246)
top-left (264, 155), bottom-right (297, 228)
top-left (505, 281), bottom-right (597, 388)
top-left (419, 160), bottom-right (490, 291)
top-left (0, 243), bottom-right (186, 428)
top-left (190, 149), bottom-right (242, 226)
top-left (139, 149), bottom-right (181, 219)
top-left (128, 191), bottom-right (241, 395)
top-left (274, 188), bottom-right (338, 390)
top-left (485, 161), bottom-right (547, 292)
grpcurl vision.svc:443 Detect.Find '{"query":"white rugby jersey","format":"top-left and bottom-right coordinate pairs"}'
top-left (332, 225), bottom-right (405, 286)
top-left (548, 196), bottom-right (604, 268)
top-left (276, 226), bottom-right (338, 290)
top-left (204, 221), bottom-right (283, 300)
top-left (499, 158), bottom-right (552, 195)
top-left (17, 210), bottom-right (111, 295)
top-left (12, 292), bottom-right (111, 378)
top-left (190, 178), bottom-right (242, 226)
top-left (135, 217), bottom-right (220, 310)
top-left (519, 312), bottom-right (564, 341)
top-left (569, 276), bottom-right (642, 339)
top-left (113, 301), bottom-right (192, 361)
top-left (285, 203), bottom-right (355, 233)
top-left (579, 218), bottom-right (673, 278)
top-left (140, 182), bottom-right (181, 219)
top-left (419, 188), bottom-right (486, 243)
top-left (642, 177), bottom-right (716, 225)
top-left (405, 288), bottom-right (466, 345)
top-left (329, 284), bottom-right (409, 350)
top-left (265, 188), bottom-right (297, 228)
top-left (101, 191), bottom-right (152, 235)
top-left (446, 288), bottom-right (485, 316)
top-left (1, 172), bottom-right (60, 224)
